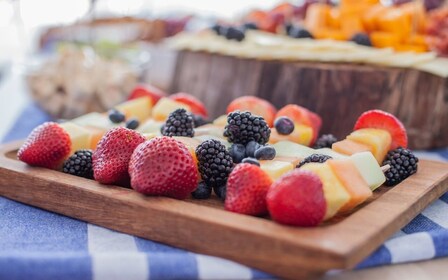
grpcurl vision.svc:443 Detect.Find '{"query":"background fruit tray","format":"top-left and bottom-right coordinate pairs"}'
top-left (1, 140), bottom-right (447, 279)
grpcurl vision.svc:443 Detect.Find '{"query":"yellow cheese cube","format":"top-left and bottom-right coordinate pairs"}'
top-left (347, 128), bottom-right (392, 163)
top-left (260, 160), bottom-right (294, 181)
top-left (300, 163), bottom-right (351, 220)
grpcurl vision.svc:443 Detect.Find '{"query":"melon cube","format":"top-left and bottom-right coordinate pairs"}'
top-left (195, 124), bottom-right (224, 138)
top-left (327, 159), bottom-right (372, 213)
top-left (332, 139), bottom-right (372, 156)
top-left (152, 97), bottom-right (191, 121)
top-left (260, 160), bottom-right (294, 181)
top-left (273, 156), bottom-right (301, 167)
top-left (273, 141), bottom-right (315, 159)
top-left (300, 163), bottom-right (351, 220)
top-left (350, 152), bottom-right (386, 191)
top-left (60, 122), bottom-right (92, 155)
top-left (347, 128), bottom-right (392, 163)
top-left (115, 96), bottom-right (152, 123)
top-left (137, 119), bottom-right (164, 135)
top-left (72, 112), bottom-right (117, 131)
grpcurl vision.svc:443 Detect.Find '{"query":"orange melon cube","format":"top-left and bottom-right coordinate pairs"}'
top-left (327, 8), bottom-right (341, 29)
top-left (347, 128), bottom-right (392, 163)
top-left (305, 3), bottom-right (332, 32)
top-left (340, 16), bottom-right (365, 38)
top-left (400, 2), bottom-right (427, 33)
top-left (313, 28), bottom-right (348, 40)
top-left (362, 4), bottom-right (388, 32)
top-left (376, 8), bottom-right (411, 40)
top-left (332, 139), bottom-right (372, 156)
top-left (84, 127), bottom-right (106, 150)
top-left (394, 44), bottom-right (428, 53)
top-left (370, 31), bottom-right (401, 48)
top-left (328, 159), bottom-right (372, 213)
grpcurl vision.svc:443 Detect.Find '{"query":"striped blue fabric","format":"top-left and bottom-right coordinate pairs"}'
top-left (1, 103), bottom-right (448, 280)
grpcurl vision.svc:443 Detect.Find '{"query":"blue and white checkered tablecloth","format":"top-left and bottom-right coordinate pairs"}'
top-left (1, 103), bottom-right (448, 280)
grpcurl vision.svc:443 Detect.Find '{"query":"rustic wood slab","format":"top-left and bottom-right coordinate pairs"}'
top-left (1, 140), bottom-right (447, 279)
top-left (171, 50), bottom-right (448, 150)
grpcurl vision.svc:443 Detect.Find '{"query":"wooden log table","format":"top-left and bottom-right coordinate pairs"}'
top-left (171, 50), bottom-right (448, 150)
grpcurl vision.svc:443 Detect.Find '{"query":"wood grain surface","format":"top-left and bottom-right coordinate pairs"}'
top-left (171, 51), bottom-right (448, 150)
top-left (0, 141), bottom-right (447, 279)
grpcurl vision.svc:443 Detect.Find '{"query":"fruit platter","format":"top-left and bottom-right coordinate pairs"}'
top-left (169, 0), bottom-right (448, 150)
top-left (0, 86), bottom-right (448, 279)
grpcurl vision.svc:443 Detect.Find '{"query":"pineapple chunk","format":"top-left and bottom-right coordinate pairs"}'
top-left (269, 124), bottom-right (313, 146)
top-left (115, 96), bottom-right (152, 123)
top-left (300, 163), bottom-right (351, 220)
top-left (152, 98), bottom-right (191, 121)
top-left (59, 122), bottom-right (92, 155)
top-left (260, 160), bottom-right (294, 181)
top-left (347, 128), bottom-right (392, 163)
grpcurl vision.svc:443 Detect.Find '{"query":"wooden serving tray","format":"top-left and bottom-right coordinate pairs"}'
top-left (1, 141), bottom-right (448, 279)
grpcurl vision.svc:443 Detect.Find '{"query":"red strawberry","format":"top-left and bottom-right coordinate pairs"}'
top-left (93, 127), bottom-right (146, 185)
top-left (354, 109), bottom-right (408, 149)
top-left (227, 96), bottom-right (277, 127)
top-left (170, 92), bottom-right (208, 118)
top-left (17, 122), bottom-right (71, 169)
top-left (225, 163), bottom-right (273, 216)
top-left (128, 83), bottom-right (166, 105)
top-left (129, 136), bottom-right (198, 199)
top-left (267, 169), bottom-right (326, 227)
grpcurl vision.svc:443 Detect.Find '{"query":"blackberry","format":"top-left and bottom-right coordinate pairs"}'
top-left (382, 147), bottom-right (419, 186)
top-left (162, 108), bottom-right (195, 137)
top-left (192, 114), bottom-right (210, 128)
top-left (224, 111), bottom-right (271, 145)
top-left (297, 154), bottom-right (332, 168)
top-left (314, 134), bottom-right (338, 149)
top-left (196, 139), bottom-right (234, 189)
top-left (63, 149), bottom-right (94, 179)
top-left (191, 182), bottom-right (212, 199)
top-left (350, 33), bottom-right (372, 47)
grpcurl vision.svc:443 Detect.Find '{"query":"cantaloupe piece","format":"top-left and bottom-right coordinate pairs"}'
top-left (362, 4), bottom-right (388, 32)
top-left (394, 44), bottom-right (428, 53)
top-left (269, 125), bottom-right (313, 146)
top-left (340, 16), bottom-right (365, 38)
top-left (305, 3), bottom-right (332, 33)
top-left (376, 8), bottom-right (411, 40)
top-left (83, 127), bottom-right (105, 150)
top-left (332, 139), bottom-right (372, 156)
top-left (347, 128), bottom-right (392, 163)
top-left (327, 159), bottom-right (372, 213)
top-left (313, 28), bottom-right (348, 41)
top-left (327, 8), bottom-right (341, 29)
top-left (371, 31), bottom-right (401, 48)
top-left (260, 160), bottom-right (294, 181)
top-left (300, 163), bottom-right (350, 220)
top-left (400, 2), bottom-right (427, 33)
top-left (115, 96), bottom-right (153, 123)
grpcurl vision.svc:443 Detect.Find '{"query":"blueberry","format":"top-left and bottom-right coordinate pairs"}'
top-left (274, 117), bottom-right (295, 135)
top-left (213, 185), bottom-right (226, 201)
top-left (350, 33), bottom-right (372, 47)
top-left (241, 157), bottom-right (260, 166)
top-left (246, 141), bottom-right (261, 157)
top-left (254, 145), bottom-right (276, 160)
top-left (191, 182), bottom-right (212, 199)
top-left (242, 22), bottom-right (258, 31)
top-left (224, 27), bottom-right (245, 42)
top-left (289, 27), bottom-right (314, 39)
top-left (125, 118), bottom-right (140, 130)
top-left (108, 109), bottom-right (125, 123)
top-left (229, 144), bottom-right (246, 163)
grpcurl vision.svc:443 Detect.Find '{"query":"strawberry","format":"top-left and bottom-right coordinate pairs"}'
top-left (93, 127), bottom-right (146, 185)
top-left (267, 169), bottom-right (326, 227)
top-left (17, 122), bottom-right (71, 169)
top-left (354, 109), bottom-right (408, 149)
top-left (226, 96), bottom-right (277, 127)
top-left (128, 83), bottom-right (166, 105)
top-left (225, 163), bottom-right (273, 216)
top-left (129, 136), bottom-right (198, 199)
top-left (170, 92), bottom-right (208, 118)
